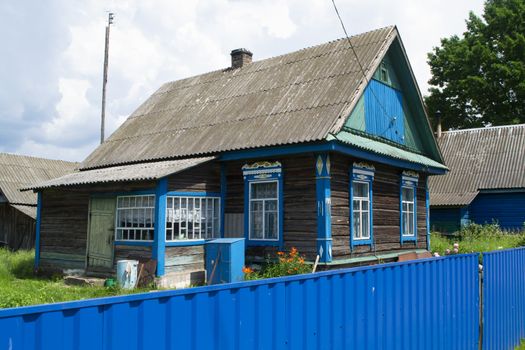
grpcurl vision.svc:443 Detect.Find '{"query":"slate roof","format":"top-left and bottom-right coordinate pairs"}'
top-left (0, 153), bottom-right (78, 205)
top-left (82, 26), bottom-right (408, 170)
top-left (25, 157), bottom-right (214, 190)
top-left (429, 124), bottom-right (525, 206)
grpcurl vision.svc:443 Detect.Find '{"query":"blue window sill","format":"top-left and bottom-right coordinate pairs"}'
top-left (351, 238), bottom-right (373, 247)
top-left (166, 240), bottom-right (206, 247)
top-left (246, 239), bottom-right (281, 247)
top-left (401, 235), bottom-right (417, 243)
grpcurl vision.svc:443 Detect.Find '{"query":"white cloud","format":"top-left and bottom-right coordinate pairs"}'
top-left (0, 0), bottom-right (485, 162)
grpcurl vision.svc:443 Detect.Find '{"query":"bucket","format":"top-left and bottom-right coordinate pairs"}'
top-left (116, 260), bottom-right (139, 289)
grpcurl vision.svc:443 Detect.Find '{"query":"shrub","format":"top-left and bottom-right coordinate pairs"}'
top-left (243, 247), bottom-right (312, 280)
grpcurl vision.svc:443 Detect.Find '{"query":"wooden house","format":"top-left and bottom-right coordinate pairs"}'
top-left (0, 153), bottom-right (77, 250)
top-left (26, 26), bottom-right (447, 286)
top-left (429, 124), bottom-right (525, 233)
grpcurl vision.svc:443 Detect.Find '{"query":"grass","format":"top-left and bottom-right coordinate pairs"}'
top-left (516, 340), bottom-right (525, 349)
top-left (431, 223), bottom-right (525, 256)
top-left (0, 249), bottom-right (155, 309)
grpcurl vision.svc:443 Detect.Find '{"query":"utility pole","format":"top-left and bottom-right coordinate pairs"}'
top-left (100, 12), bottom-right (114, 144)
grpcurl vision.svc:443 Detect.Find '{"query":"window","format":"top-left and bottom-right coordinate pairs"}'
top-left (350, 162), bottom-right (374, 247)
top-left (116, 195), bottom-right (155, 241)
top-left (401, 186), bottom-right (415, 236)
top-left (249, 181), bottom-right (278, 240)
top-left (352, 181), bottom-right (370, 240)
top-left (166, 196), bottom-right (220, 241)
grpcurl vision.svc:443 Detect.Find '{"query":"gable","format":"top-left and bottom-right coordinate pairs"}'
top-left (342, 38), bottom-right (442, 161)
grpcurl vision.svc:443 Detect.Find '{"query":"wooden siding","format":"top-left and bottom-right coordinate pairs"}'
top-left (0, 204), bottom-right (35, 250)
top-left (39, 181), bottom-right (155, 272)
top-left (167, 161), bottom-right (220, 193)
top-left (114, 246), bottom-right (152, 267)
top-left (164, 246), bottom-right (205, 274)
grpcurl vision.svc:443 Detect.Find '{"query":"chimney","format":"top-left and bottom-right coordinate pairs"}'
top-left (435, 110), bottom-right (442, 138)
top-left (230, 48), bottom-right (252, 69)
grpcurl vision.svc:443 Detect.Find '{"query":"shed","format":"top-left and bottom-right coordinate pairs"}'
top-left (26, 26), bottom-right (447, 286)
top-left (429, 124), bottom-right (525, 232)
top-left (0, 153), bottom-right (78, 249)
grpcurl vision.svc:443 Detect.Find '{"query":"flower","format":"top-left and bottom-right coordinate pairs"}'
top-left (290, 247), bottom-right (298, 257)
top-left (453, 248), bottom-right (459, 254)
top-left (453, 243), bottom-right (459, 249)
top-left (242, 266), bottom-right (253, 274)
top-left (445, 249), bottom-right (451, 255)
top-left (433, 252), bottom-right (440, 257)
top-left (298, 258), bottom-right (305, 264)
top-left (277, 251), bottom-right (284, 256)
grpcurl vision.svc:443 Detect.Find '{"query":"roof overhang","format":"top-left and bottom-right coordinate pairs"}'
top-left (22, 157), bottom-right (215, 191)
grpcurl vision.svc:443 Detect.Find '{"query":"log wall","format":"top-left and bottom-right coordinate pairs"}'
top-left (167, 161), bottom-right (220, 193)
top-left (0, 204), bottom-right (35, 250)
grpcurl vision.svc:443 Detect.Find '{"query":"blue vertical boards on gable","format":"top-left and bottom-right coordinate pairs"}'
top-left (205, 238), bottom-right (245, 284)
top-left (365, 79), bottom-right (405, 144)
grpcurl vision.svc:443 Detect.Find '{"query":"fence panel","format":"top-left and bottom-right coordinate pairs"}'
top-left (0, 254), bottom-right (480, 350)
top-left (483, 247), bottom-right (525, 350)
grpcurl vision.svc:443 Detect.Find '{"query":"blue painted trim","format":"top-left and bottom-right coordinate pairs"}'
top-left (220, 163), bottom-right (227, 238)
top-left (165, 240), bottom-right (206, 247)
top-left (349, 166), bottom-right (374, 248)
top-left (243, 164), bottom-right (283, 248)
top-left (152, 178), bottom-right (168, 276)
top-left (219, 141), bottom-right (447, 175)
top-left (114, 241), bottom-right (153, 247)
top-left (400, 175), bottom-right (418, 243)
top-left (34, 192), bottom-right (42, 269)
top-left (165, 191), bottom-right (221, 197)
top-left (425, 177), bottom-right (430, 251)
top-left (315, 154), bottom-right (332, 262)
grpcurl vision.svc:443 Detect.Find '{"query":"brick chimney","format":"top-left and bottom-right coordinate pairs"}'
top-left (230, 48), bottom-right (253, 69)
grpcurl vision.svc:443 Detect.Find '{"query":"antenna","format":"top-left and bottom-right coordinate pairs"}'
top-left (100, 12), bottom-right (114, 144)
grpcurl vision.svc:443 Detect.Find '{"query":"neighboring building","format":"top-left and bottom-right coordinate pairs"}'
top-left (0, 153), bottom-right (78, 250)
top-left (429, 124), bottom-right (525, 233)
top-left (26, 26), bottom-right (446, 286)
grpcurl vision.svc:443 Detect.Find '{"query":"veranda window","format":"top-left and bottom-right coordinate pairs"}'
top-left (352, 181), bottom-right (370, 240)
top-left (166, 196), bottom-right (220, 240)
top-left (249, 181), bottom-right (279, 240)
top-left (115, 195), bottom-right (155, 241)
top-left (401, 186), bottom-right (415, 236)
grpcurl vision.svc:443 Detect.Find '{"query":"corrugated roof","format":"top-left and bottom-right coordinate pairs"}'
top-left (429, 124), bottom-right (525, 206)
top-left (81, 26), bottom-right (398, 170)
top-left (0, 153), bottom-right (78, 205)
top-left (331, 131), bottom-right (448, 170)
top-left (24, 157), bottom-right (215, 190)
top-left (10, 205), bottom-right (37, 219)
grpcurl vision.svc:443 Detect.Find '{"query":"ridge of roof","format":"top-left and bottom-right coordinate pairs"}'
top-left (442, 123), bottom-right (525, 135)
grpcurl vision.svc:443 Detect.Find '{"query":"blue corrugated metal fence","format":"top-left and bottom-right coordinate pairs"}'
top-left (482, 247), bottom-right (525, 350)
top-left (0, 254), bottom-right (480, 350)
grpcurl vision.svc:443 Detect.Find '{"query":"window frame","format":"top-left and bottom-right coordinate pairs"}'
top-left (165, 195), bottom-right (221, 242)
top-left (350, 164), bottom-right (374, 248)
top-left (242, 162), bottom-right (283, 247)
top-left (248, 180), bottom-right (279, 242)
top-left (115, 194), bottom-right (156, 242)
top-left (400, 173), bottom-right (418, 243)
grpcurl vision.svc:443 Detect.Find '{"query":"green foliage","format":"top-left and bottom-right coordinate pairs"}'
top-left (243, 247), bottom-right (312, 280)
top-left (426, 0), bottom-right (525, 129)
top-left (431, 223), bottom-right (525, 255)
top-left (0, 248), bottom-right (154, 308)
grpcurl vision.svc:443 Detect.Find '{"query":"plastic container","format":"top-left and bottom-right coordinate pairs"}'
top-left (116, 260), bottom-right (139, 289)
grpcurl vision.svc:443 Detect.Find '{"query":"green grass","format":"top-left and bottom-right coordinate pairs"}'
top-left (431, 223), bottom-right (525, 256)
top-left (0, 249), bottom-right (155, 308)
top-left (516, 339), bottom-right (525, 349)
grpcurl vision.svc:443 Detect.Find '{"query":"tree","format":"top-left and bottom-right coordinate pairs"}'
top-left (426, 0), bottom-right (525, 130)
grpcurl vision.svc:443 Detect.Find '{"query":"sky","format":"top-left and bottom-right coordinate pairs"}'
top-left (0, 0), bottom-right (485, 162)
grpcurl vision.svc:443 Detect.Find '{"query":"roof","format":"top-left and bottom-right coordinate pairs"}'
top-left (24, 157), bottom-right (214, 190)
top-left (429, 124), bottom-right (525, 206)
top-left (332, 131), bottom-right (447, 170)
top-left (82, 26), bottom-right (406, 170)
top-left (0, 153), bottom-right (78, 205)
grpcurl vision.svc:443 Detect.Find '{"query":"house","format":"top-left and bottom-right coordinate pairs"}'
top-left (26, 26), bottom-right (446, 287)
top-left (429, 124), bottom-right (525, 233)
top-left (0, 153), bottom-right (78, 250)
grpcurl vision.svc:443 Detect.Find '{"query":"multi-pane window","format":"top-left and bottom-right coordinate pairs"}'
top-left (166, 196), bottom-right (220, 241)
top-left (352, 181), bottom-right (370, 240)
top-left (115, 195), bottom-right (155, 241)
top-left (401, 186), bottom-right (415, 236)
top-left (249, 181), bottom-right (278, 240)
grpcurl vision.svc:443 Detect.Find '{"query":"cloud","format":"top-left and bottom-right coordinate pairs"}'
top-left (0, 0), bottom-right (485, 162)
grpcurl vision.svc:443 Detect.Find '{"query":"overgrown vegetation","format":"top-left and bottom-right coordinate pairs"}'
top-left (243, 247), bottom-right (311, 280)
top-left (0, 249), bottom-right (153, 309)
top-left (431, 223), bottom-right (525, 256)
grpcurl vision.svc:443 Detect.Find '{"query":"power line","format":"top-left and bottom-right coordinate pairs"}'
top-left (330, 0), bottom-right (398, 139)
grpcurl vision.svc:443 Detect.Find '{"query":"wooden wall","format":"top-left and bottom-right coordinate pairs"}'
top-left (330, 153), bottom-right (428, 260)
top-left (39, 181), bottom-right (155, 272)
top-left (167, 161), bottom-right (220, 193)
top-left (0, 204), bottom-right (35, 250)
